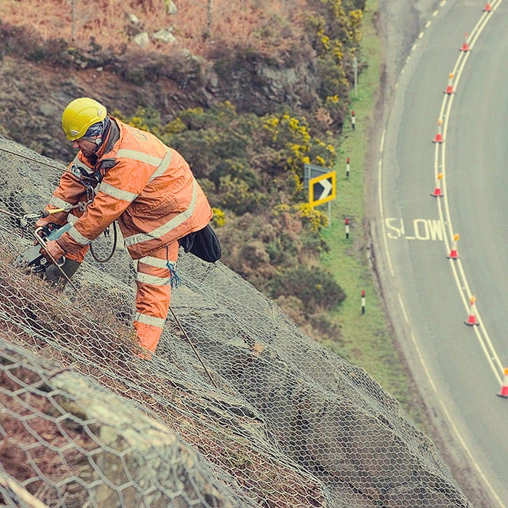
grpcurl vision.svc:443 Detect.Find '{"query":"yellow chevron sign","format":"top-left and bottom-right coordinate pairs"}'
top-left (309, 171), bottom-right (336, 207)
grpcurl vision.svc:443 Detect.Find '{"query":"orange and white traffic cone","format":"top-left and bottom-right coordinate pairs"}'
top-left (433, 119), bottom-right (444, 143)
top-left (460, 32), bottom-right (470, 52)
top-left (484, 3), bottom-right (492, 12)
top-left (445, 73), bottom-right (454, 94)
top-left (497, 368), bottom-right (508, 398)
top-left (448, 233), bottom-right (460, 259)
top-left (431, 172), bottom-right (444, 197)
top-left (465, 296), bottom-right (479, 326)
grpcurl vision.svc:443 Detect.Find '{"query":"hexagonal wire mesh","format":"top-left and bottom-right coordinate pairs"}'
top-left (0, 137), bottom-right (472, 507)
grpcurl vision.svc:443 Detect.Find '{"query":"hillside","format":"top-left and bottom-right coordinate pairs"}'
top-left (0, 137), bottom-right (472, 506)
top-left (0, 0), bottom-right (370, 344)
top-left (0, 0), bottom-right (479, 506)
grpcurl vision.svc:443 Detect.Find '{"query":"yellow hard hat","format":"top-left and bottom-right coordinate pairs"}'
top-left (62, 97), bottom-right (107, 141)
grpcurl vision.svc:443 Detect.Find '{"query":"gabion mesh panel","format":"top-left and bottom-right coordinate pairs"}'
top-left (0, 136), bottom-right (472, 507)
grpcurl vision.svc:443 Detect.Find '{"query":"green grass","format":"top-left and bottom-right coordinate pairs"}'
top-left (319, 0), bottom-right (425, 424)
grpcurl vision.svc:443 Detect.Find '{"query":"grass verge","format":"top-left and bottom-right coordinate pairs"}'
top-left (319, 0), bottom-right (425, 425)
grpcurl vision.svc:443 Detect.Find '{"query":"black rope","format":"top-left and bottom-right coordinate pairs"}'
top-left (90, 222), bottom-right (118, 263)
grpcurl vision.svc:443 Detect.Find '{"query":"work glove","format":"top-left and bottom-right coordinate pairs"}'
top-left (35, 207), bottom-right (70, 230)
top-left (32, 215), bottom-right (53, 247)
top-left (35, 217), bottom-right (50, 229)
top-left (34, 208), bottom-right (55, 229)
top-left (41, 239), bottom-right (65, 265)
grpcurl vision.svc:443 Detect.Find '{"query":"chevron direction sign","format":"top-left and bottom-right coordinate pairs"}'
top-left (309, 171), bottom-right (336, 207)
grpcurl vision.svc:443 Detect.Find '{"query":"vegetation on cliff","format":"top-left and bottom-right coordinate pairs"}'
top-left (0, 0), bottom-right (365, 340)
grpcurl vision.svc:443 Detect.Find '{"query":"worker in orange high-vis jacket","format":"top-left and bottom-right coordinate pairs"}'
top-left (36, 97), bottom-right (214, 356)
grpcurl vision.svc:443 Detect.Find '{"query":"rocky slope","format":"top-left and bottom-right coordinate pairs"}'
top-left (0, 136), bottom-right (472, 505)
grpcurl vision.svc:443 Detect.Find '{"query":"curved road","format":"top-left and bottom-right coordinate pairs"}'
top-left (372, 0), bottom-right (508, 506)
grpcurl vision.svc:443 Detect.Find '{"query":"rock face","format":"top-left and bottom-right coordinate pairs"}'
top-left (0, 41), bottom-right (319, 164)
top-left (0, 138), bottom-right (472, 507)
top-left (0, 341), bottom-right (257, 508)
top-left (205, 49), bottom-right (320, 116)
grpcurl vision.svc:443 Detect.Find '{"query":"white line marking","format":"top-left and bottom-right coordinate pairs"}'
top-left (397, 293), bottom-right (409, 324)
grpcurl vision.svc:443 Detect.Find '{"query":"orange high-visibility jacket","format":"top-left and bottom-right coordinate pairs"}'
top-left (48, 117), bottom-right (213, 260)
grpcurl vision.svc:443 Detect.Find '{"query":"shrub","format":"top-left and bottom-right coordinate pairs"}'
top-left (270, 265), bottom-right (345, 316)
top-left (212, 208), bottom-right (225, 227)
top-left (307, 312), bottom-right (342, 342)
top-left (120, 102), bottom-right (336, 216)
top-left (217, 175), bottom-right (267, 215)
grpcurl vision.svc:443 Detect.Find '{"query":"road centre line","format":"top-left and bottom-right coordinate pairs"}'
top-left (378, 3), bottom-right (505, 503)
top-left (437, 4), bottom-right (504, 382)
top-left (434, 6), bottom-right (505, 500)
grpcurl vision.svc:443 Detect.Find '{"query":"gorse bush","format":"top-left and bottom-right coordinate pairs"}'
top-left (1, 0), bottom-right (368, 341)
top-left (305, 0), bottom-right (365, 126)
top-left (116, 102), bottom-right (344, 340)
top-left (117, 103), bottom-right (336, 214)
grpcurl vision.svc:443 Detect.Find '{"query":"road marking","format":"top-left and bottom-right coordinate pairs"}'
top-left (397, 293), bottom-right (409, 324)
top-left (379, 1), bottom-right (506, 504)
top-left (431, 5), bottom-right (505, 506)
top-left (436, 12), bottom-right (504, 384)
top-left (385, 218), bottom-right (444, 241)
top-left (438, 400), bottom-right (505, 508)
top-left (410, 331), bottom-right (437, 392)
top-left (378, 158), bottom-right (394, 277)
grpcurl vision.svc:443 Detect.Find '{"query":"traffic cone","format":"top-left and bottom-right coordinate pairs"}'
top-left (465, 296), bottom-right (479, 326)
top-left (497, 368), bottom-right (508, 398)
top-left (431, 173), bottom-right (444, 197)
top-left (433, 119), bottom-right (444, 143)
top-left (460, 32), bottom-right (470, 52)
top-left (447, 234), bottom-right (460, 259)
top-left (484, 3), bottom-right (492, 12)
top-left (445, 73), bottom-right (454, 94)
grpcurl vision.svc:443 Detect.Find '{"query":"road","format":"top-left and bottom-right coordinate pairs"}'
top-left (371, 0), bottom-right (508, 506)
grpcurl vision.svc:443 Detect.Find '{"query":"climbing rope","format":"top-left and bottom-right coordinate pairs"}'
top-left (90, 222), bottom-right (118, 263)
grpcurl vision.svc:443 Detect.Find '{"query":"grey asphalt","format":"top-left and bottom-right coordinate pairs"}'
top-left (373, 0), bottom-right (508, 506)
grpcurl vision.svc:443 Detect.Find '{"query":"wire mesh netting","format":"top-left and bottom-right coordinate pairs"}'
top-left (0, 136), bottom-right (472, 507)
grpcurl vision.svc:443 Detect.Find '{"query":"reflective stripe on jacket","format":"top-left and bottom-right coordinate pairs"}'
top-left (55, 118), bottom-right (212, 260)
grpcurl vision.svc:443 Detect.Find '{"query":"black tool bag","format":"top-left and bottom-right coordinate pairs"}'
top-left (178, 224), bottom-right (221, 263)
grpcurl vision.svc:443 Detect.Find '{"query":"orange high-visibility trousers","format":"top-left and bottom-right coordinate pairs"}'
top-left (133, 241), bottom-right (179, 353)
